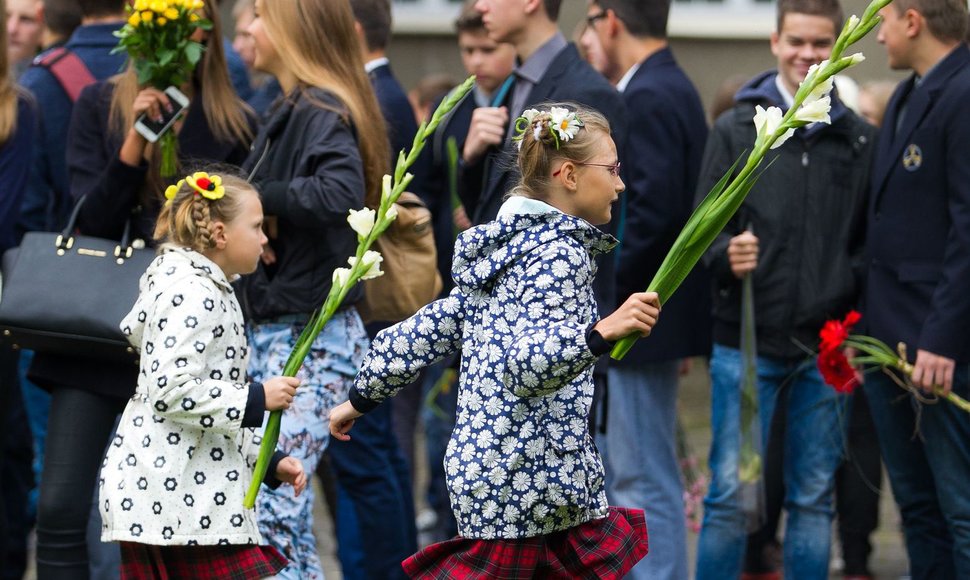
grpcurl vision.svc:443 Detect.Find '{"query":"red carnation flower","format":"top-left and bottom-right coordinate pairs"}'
top-left (819, 310), bottom-right (862, 352)
top-left (817, 348), bottom-right (858, 393)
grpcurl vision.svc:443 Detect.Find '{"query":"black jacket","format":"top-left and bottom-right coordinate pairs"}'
top-left (699, 71), bottom-right (875, 359)
top-left (239, 87), bottom-right (365, 321)
top-left (29, 79), bottom-right (253, 399)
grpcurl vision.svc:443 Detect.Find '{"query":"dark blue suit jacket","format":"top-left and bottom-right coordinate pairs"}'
top-left (613, 48), bottom-right (711, 363)
top-left (459, 43), bottom-right (627, 226)
top-left (864, 45), bottom-right (970, 363)
top-left (369, 62), bottom-right (419, 165)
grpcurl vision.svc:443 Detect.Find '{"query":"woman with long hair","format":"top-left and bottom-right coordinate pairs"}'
top-left (28, 2), bottom-right (255, 577)
top-left (241, 0), bottom-right (388, 576)
top-left (0, 0), bottom-right (37, 574)
top-left (0, 0), bottom-right (35, 251)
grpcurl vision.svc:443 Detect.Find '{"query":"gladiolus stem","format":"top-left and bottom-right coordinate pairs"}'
top-left (244, 75), bottom-right (476, 509)
top-left (610, 0), bottom-right (887, 360)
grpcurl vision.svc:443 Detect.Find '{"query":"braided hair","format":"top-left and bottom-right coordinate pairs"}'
top-left (154, 171), bottom-right (254, 253)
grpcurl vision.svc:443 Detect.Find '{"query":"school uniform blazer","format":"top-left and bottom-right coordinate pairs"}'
top-left (864, 44), bottom-right (970, 363)
top-left (613, 48), bottom-right (711, 364)
top-left (459, 44), bottom-right (627, 226)
top-left (369, 62), bottom-right (419, 164)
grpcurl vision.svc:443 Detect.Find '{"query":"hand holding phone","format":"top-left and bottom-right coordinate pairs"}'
top-left (133, 86), bottom-right (189, 143)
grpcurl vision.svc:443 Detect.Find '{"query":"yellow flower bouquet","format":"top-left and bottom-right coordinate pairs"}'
top-left (113, 0), bottom-right (211, 177)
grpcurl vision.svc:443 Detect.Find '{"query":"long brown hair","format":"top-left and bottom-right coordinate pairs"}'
top-left (261, 0), bottom-right (389, 208)
top-left (0, 0), bottom-right (23, 145)
top-left (108, 0), bottom-right (253, 189)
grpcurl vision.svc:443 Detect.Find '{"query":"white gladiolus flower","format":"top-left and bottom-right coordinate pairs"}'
top-left (347, 208), bottom-right (376, 238)
top-left (385, 204), bottom-right (399, 222)
top-left (348, 250), bottom-right (384, 280)
top-left (794, 95), bottom-right (832, 124)
top-left (846, 52), bottom-right (865, 65)
top-left (332, 267), bottom-right (352, 287)
top-left (380, 174), bottom-right (392, 204)
top-left (846, 14), bottom-right (860, 32)
top-left (753, 105), bottom-right (795, 149)
top-left (805, 73), bottom-right (834, 103)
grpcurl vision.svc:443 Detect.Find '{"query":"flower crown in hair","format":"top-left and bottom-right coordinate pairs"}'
top-left (164, 172), bottom-right (226, 206)
top-left (513, 107), bottom-right (584, 151)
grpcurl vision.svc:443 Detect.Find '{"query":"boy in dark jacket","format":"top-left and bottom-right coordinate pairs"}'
top-left (694, 0), bottom-right (875, 578)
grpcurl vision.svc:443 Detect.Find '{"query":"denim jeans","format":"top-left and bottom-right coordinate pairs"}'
top-left (864, 365), bottom-right (970, 579)
top-left (329, 401), bottom-right (416, 580)
top-left (696, 344), bottom-right (847, 580)
top-left (598, 359), bottom-right (686, 580)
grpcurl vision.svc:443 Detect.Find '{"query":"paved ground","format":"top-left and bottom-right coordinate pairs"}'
top-left (23, 358), bottom-right (911, 579)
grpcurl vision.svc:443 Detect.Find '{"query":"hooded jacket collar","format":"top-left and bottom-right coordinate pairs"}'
top-left (452, 207), bottom-right (616, 294)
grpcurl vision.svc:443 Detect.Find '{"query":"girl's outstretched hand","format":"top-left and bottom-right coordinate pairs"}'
top-left (275, 457), bottom-right (307, 497)
top-left (329, 401), bottom-right (363, 442)
top-left (595, 292), bottom-right (661, 342)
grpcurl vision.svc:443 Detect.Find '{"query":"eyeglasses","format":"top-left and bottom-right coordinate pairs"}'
top-left (586, 11), bottom-right (607, 27)
top-left (553, 162), bottom-right (621, 178)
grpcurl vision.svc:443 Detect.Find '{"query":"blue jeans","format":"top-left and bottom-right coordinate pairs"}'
top-left (696, 344), bottom-right (847, 580)
top-left (329, 401), bottom-right (416, 580)
top-left (599, 359), bottom-right (685, 580)
top-left (864, 365), bottom-right (970, 579)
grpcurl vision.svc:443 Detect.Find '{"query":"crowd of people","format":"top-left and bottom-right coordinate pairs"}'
top-left (1, 0), bottom-right (969, 578)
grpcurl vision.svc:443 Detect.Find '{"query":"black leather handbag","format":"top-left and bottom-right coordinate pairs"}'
top-left (0, 198), bottom-right (155, 361)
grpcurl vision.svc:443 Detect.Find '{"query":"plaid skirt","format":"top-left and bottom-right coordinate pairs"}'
top-left (119, 542), bottom-right (288, 580)
top-left (402, 507), bottom-right (649, 579)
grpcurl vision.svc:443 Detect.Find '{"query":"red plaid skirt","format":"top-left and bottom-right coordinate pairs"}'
top-left (402, 507), bottom-right (649, 579)
top-left (119, 542), bottom-right (287, 580)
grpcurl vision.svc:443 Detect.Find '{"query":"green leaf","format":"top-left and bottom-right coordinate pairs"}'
top-left (185, 41), bottom-right (203, 66)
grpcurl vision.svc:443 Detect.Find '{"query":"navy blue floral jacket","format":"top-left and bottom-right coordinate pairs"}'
top-left (351, 200), bottom-right (617, 539)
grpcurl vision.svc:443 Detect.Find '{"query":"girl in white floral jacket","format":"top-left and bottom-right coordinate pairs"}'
top-left (101, 172), bottom-right (307, 579)
top-left (331, 105), bottom-right (660, 579)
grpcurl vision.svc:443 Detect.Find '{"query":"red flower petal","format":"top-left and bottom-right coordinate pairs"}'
top-left (817, 348), bottom-right (858, 394)
top-left (844, 310), bottom-right (861, 328)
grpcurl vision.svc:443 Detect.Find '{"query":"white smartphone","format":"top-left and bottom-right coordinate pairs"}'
top-left (133, 86), bottom-right (189, 143)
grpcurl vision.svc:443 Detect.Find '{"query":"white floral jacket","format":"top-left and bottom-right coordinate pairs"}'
top-left (351, 200), bottom-right (618, 539)
top-left (100, 247), bottom-right (267, 545)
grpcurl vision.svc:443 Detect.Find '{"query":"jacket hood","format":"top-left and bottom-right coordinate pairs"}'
top-left (451, 204), bottom-right (616, 294)
top-left (735, 70), bottom-right (850, 130)
top-left (123, 246), bottom-right (233, 349)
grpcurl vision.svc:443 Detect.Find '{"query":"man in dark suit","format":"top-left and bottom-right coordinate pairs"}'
top-left (865, 1), bottom-right (970, 577)
top-left (579, 1), bottom-right (710, 578)
top-left (461, 0), bottom-right (627, 226)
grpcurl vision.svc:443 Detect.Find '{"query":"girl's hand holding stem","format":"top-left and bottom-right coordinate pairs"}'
top-left (263, 376), bottom-right (300, 411)
top-left (595, 292), bottom-right (661, 342)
